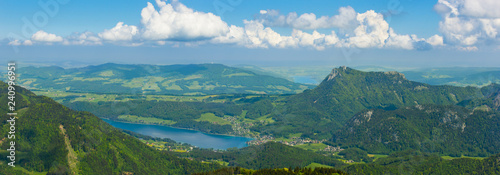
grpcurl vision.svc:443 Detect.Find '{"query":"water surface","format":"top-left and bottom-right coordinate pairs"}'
top-left (103, 119), bottom-right (252, 150)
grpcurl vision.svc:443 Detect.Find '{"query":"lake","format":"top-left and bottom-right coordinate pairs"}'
top-left (102, 119), bottom-right (253, 150)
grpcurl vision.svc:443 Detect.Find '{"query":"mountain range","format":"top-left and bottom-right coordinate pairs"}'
top-left (17, 63), bottom-right (312, 95)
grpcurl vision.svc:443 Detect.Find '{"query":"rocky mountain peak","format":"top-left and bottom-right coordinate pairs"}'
top-left (327, 66), bottom-right (349, 81)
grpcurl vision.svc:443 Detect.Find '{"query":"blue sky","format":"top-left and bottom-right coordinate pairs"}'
top-left (1, 0), bottom-right (499, 67)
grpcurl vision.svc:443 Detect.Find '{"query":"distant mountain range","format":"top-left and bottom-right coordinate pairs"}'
top-left (401, 67), bottom-right (500, 87)
top-left (17, 63), bottom-right (313, 95)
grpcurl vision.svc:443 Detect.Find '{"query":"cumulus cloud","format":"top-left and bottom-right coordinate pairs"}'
top-left (140, 0), bottom-right (229, 40)
top-left (435, 0), bottom-right (500, 49)
top-left (99, 22), bottom-right (139, 41)
top-left (64, 32), bottom-right (102, 45)
top-left (23, 40), bottom-right (33, 46)
top-left (426, 35), bottom-right (444, 46)
top-left (254, 6), bottom-right (358, 30)
top-left (4, 0), bottom-right (446, 51)
top-left (212, 20), bottom-right (340, 50)
top-left (8, 40), bottom-right (22, 46)
top-left (345, 10), bottom-right (389, 48)
top-left (457, 46), bottom-right (479, 51)
top-left (31, 30), bottom-right (63, 42)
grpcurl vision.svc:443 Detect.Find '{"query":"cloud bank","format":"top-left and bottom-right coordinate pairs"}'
top-left (10, 0), bottom-right (498, 51)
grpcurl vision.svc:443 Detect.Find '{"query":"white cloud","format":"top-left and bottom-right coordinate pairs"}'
top-left (461, 0), bottom-right (500, 18)
top-left (385, 28), bottom-right (414, 50)
top-left (64, 32), bottom-right (102, 45)
top-left (140, 0), bottom-right (229, 40)
top-left (23, 40), bottom-right (33, 46)
top-left (99, 22), bottom-right (138, 41)
top-left (31, 30), bottom-right (63, 42)
top-left (255, 6), bottom-right (357, 30)
top-left (8, 39), bottom-right (33, 46)
top-left (4, 0), bottom-right (447, 51)
top-left (436, 0), bottom-right (500, 48)
top-left (8, 40), bottom-right (22, 46)
top-left (457, 46), bottom-right (478, 51)
top-left (346, 10), bottom-right (389, 48)
top-left (426, 35), bottom-right (444, 46)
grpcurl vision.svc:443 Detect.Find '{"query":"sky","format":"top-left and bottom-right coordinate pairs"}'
top-left (0, 0), bottom-right (499, 68)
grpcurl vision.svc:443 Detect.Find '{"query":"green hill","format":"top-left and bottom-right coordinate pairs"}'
top-left (17, 63), bottom-right (312, 95)
top-left (0, 81), bottom-right (221, 174)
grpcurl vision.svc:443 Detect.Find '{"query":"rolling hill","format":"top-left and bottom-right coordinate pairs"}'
top-left (17, 63), bottom-right (312, 95)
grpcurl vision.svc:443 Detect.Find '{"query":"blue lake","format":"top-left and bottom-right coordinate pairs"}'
top-left (102, 119), bottom-right (253, 150)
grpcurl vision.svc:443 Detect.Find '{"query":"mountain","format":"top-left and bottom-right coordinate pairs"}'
top-left (255, 66), bottom-right (482, 139)
top-left (0, 81), bottom-right (220, 174)
top-left (17, 63), bottom-right (312, 95)
top-left (331, 104), bottom-right (500, 156)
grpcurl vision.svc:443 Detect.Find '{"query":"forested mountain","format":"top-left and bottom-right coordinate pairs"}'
top-left (256, 66), bottom-right (482, 138)
top-left (0, 82), bottom-right (221, 174)
top-left (331, 104), bottom-right (500, 156)
top-left (17, 63), bottom-right (312, 95)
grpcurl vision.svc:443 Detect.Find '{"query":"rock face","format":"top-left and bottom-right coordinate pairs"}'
top-left (327, 68), bottom-right (342, 81)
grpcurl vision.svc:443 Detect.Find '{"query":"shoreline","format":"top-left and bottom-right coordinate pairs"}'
top-left (100, 117), bottom-right (256, 140)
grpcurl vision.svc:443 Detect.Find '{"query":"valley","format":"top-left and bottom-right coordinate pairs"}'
top-left (3, 63), bottom-right (500, 174)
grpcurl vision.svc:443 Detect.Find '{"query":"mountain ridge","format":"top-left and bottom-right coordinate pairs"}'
top-left (17, 63), bottom-right (313, 95)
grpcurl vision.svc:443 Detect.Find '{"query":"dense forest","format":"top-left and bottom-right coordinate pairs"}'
top-left (0, 82), bottom-right (221, 174)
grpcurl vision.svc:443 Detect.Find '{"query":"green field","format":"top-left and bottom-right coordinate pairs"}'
top-left (367, 154), bottom-right (388, 161)
top-left (294, 143), bottom-right (328, 151)
top-left (195, 113), bottom-right (231, 125)
top-left (305, 162), bottom-right (334, 169)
